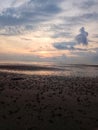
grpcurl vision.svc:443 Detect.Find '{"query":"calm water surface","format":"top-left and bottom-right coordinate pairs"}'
top-left (0, 62), bottom-right (98, 77)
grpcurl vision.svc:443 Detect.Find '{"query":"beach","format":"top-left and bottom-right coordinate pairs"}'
top-left (0, 69), bottom-right (98, 130)
top-left (0, 0), bottom-right (98, 129)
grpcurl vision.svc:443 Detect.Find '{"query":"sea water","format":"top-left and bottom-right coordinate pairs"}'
top-left (0, 62), bottom-right (98, 77)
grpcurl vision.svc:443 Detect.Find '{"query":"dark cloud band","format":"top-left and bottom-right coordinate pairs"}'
top-left (53, 27), bottom-right (89, 51)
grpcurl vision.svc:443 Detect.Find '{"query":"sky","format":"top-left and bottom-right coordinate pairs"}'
top-left (0, 0), bottom-right (98, 64)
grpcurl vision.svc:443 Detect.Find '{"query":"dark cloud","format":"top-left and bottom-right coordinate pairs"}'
top-left (0, 0), bottom-right (62, 25)
top-left (0, 0), bottom-right (62, 35)
top-left (75, 27), bottom-right (88, 45)
top-left (53, 42), bottom-right (88, 51)
top-left (62, 13), bottom-right (98, 27)
top-left (75, 0), bottom-right (98, 9)
top-left (53, 27), bottom-right (89, 51)
top-left (52, 32), bottom-right (73, 38)
top-left (53, 42), bottom-right (75, 50)
top-left (82, 13), bottom-right (98, 21)
top-left (0, 0), bottom-right (97, 39)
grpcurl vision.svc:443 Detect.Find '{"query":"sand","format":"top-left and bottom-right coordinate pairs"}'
top-left (0, 72), bottom-right (98, 130)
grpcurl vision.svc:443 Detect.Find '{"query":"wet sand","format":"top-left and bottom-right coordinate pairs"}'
top-left (0, 72), bottom-right (98, 130)
top-left (0, 64), bottom-right (63, 71)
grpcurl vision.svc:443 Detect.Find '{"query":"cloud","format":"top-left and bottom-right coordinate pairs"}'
top-left (53, 42), bottom-right (88, 51)
top-left (0, 0), bottom-right (62, 26)
top-left (0, 0), bottom-right (62, 35)
top-left (75, 27), bottom-right (88, 45)
top-left (52, 32), bottom-right (73, 38)
top-left (62, 13), bottom-right (98, 28)
top-left (75, 0), bottom-right (98, 9)
top-left (53, 42), bottom-right (75, 50)
top-left (53, 27), bottom-right (89, 51)
top-left (0, 0), bottom-right (97, 37)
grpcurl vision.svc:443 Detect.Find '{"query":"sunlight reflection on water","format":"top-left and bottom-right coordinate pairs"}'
top-left (0, 69), bottom-right (71, 76)
top-left (0, 66), bottom-right (98, 77)
top-left (0, 63), bottom-right (98, 77)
